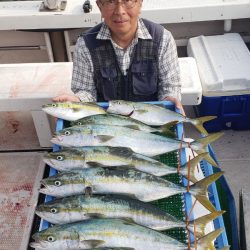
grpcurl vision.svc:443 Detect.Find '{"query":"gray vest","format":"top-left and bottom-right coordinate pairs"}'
top-left (82, 19), bottom-right (164, 102)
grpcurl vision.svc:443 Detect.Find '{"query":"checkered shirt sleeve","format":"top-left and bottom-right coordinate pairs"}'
top-left (71, 36), bottom-right (97, 102)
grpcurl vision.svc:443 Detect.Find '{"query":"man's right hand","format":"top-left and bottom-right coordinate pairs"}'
top-left (53, 94), bottom-right (80, 102)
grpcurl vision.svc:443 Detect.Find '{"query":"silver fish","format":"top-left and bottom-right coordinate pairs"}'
top-left (36, 194), bottom-right (224, 238)
top-left (39, 167), bottom-right (223, 212)
top-left (30, 218), bottom-right (224, 250)
top-left (42, 102), bottom-right (106, 121)
top-left (43, 146), bottom-right (207, 181)
top-left (70, 114), bottom-right (176, 137)
top-left (107, 100), bottom-right (216, 135)
top-left (51, 124), bottom-right (222, 166)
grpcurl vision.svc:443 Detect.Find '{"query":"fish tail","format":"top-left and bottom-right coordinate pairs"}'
top-left (195, 228), bottom-right (224, 250)
top-left (189, 210), bottom-right (225, 238)
top-left (179, 153), bottom-right (208, 183)
top-left (190, 132), bottom-right (224, 167)
top-left (159, 121), bottom-right (178, 138)
top-left (190, 171), bottom-right (224, 212)
top-left (189, 116), bottom-right (217, 135)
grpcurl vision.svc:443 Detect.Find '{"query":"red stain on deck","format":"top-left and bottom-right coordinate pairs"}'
top-left (9, 119), bottom-right (19, 133)
top-left (5, 113), bottom-right (20, 133)
top-left (0, 154), bottom-right (43, 249)
top-left (12, 183), bottom-right (33, 193)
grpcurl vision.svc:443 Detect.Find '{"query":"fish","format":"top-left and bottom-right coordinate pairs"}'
top-left (30, 218), bottom-right (225, 250)
top-left (51, 124), bottom-right (223, 167)
top-left (42, 102), bottom-right (106, 121)
top-left (36, 194), bottom-right (224, 238)
top-left (70, 114), bottom-right (176, 137)
top-left (39, 167), bottom-right (223, 212)
top-left (107, 100), bottom-right (216, 135)
top-left (43, 147), bottom-right (207, 182)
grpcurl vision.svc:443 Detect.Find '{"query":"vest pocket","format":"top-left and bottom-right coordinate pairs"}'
top-left (131, 62), bottom-right (157, 96)
top-left (97, 66), bottom-right (118, 100)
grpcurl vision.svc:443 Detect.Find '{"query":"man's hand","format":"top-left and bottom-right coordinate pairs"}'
top-left (53, 94), bottom-right (80, 102)
top-left (163, 96), bottom-right (186, 116)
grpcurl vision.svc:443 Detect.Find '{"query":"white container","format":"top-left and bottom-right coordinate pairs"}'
top-left (187, 33), bottom-right (250, 97)
top-left (179, 57), bottom-right (202, 105)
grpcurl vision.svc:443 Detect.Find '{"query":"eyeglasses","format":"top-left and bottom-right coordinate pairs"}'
top-left (99, 0), bottom-right (138, 10)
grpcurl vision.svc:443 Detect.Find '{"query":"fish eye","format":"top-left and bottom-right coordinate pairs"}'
top-left (77, 122), bottom-right (82, 125)
top-left (54, 181), bottom-right (61, 186)
top-left (64, 131), bottom-right (71, 136)
top-left (56, 155), bottom-right (64, 161)
top-left (50, 208), bottom-right (58, 214)
top-left (52, 104), bottom-right (57, 107)
top-left (47, 236), bottom-right (55, 242)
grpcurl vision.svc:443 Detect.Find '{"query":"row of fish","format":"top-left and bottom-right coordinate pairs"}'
top-left (42, 100), bottom-right (216, 135)
top-left (30, 218), bottom-right (227, 250)
top-left (31, 101), bottom-right (227, 249)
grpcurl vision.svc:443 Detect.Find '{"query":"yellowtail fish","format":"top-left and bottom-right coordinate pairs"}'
top-left (39, 167), bottom-right (223, 212)
top-left (43, 147), bottom-right (207, 182)
top-left (30, 218), bottom-right (226, 250)
top-left (70, 114), bottom-right (176, 137)
top-left (42, 102), bottom-right (106, 121)
top-left (107, 100), bottom-right (216, 135)
top-left (36, 194), bottom-right (224, 238)
top-left (51, 125), bottom-right (223, 167)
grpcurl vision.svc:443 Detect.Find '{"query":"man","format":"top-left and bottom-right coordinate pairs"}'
top-left (54, 0), bottom-right (185, 114)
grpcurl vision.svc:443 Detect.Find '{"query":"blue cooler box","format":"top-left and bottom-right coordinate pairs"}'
top-left (195, 94), bottom-right (250, 132)
top-left (187, 33), bottom-right (250, 132)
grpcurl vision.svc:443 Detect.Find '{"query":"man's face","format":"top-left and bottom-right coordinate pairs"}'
top-left (97, 0), bottom-right (143, 38)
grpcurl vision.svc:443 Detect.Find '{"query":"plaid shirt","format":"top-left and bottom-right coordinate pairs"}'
top-left (72, 18), bottom-right (181, 102)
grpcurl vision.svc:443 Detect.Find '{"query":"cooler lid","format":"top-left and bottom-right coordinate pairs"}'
top-left (187, 33), bottom-right (250, 96)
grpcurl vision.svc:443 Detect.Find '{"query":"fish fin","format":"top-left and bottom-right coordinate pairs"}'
top-left (72, 108), bottom-right (83, 113)
top-left (109, 147), bottom-right (134, 157)
top-left (195, 149), bottom-right (219, 168)
top-left (79, 239), bottom-right (105, 248)
top-left (122, 220), bottom-right (136, 226)
top-left (195, 195), bottom-right (217, 213)
top-left (159, 121), bottom-right (178, 138)
top-left (189, 210), bottom-right (225, 238)
top-left (190, 132), bottom-right (224, 167)
top-left (85, 213), bottom-right (105, 218)
top-left (180, 153), bottom-right (209, 183)
top-left (87, 162), bottom-right (107, 167)
top-left (196, 228), bottom-right (224, 250)
top-left (96, 135), bottom-right (114, 143)
top-left (189, 116), bottom-right (217, 136)
top-left (192, 132), bottom-right (224, 148)
top-left (125, 125), bottom-right (141, 130)
top-left (163, 120), bottom-right (179, 129)
top-left (190, 172), bottom-right (224, 212)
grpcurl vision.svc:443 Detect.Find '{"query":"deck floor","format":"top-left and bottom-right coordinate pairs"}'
top-left (0, 152), bottom-right (45, 250)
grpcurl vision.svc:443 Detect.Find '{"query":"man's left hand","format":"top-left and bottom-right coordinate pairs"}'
top-left (163, 96), bottom-right (186, 116)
